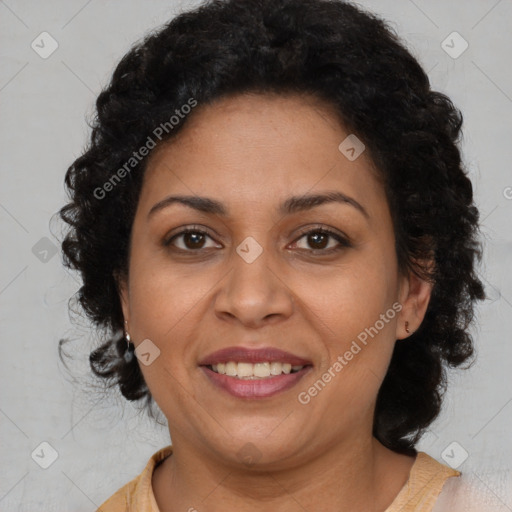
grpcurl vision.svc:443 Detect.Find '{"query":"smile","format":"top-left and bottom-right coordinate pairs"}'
top-left (198, 346), bottom-right (313, 398)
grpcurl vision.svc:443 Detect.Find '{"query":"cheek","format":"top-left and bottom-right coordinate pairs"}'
top-left (127, 266), bottom-right (209, 411)
top-left (126, 258), bottom-right (228, 388)
top-left (128, 255), bottom-right (210, 339)
top-left (301, 246), bottom-right (398, 380)
top-left (300, 247), bottom-right (396, 331)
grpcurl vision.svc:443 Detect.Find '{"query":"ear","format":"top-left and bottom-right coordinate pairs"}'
top-left (113, 269), bottom-right (130, 324)
top-left (395, 261), bottom-right (434, 340)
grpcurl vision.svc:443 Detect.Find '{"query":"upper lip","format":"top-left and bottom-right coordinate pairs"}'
top-left (198, 346), bottom-right (312, 366)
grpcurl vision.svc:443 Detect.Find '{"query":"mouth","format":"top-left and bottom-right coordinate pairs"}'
top-left (198, 346), bottom-right (313, 398)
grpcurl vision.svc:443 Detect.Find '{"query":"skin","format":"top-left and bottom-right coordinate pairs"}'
top-left (117, 92), bottom-right (433, 512)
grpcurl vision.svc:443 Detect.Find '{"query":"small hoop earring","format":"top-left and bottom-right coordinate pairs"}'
top-left (405, 321), bottom-right (410, 334)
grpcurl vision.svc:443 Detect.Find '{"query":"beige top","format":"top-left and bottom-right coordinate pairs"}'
top-left (96, 445), bottom-right (460, 511)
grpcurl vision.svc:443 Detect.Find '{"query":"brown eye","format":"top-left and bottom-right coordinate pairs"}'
top-left (292, 228), bottom-right (351, 253)
top-left (164, 228), bottom-right (220, 251)
top-left (181, 232), bottom-right (207, 249)
top-left (306, 232), bottom-right (330, 250)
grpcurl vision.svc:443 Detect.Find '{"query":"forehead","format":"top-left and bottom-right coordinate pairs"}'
top-left (140, 92), bottom-right (385, 219)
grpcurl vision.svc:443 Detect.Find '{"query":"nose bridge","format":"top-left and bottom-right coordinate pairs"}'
top-left (214, 236), bottom-right (294, 326)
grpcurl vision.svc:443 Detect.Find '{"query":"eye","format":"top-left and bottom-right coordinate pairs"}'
top-left (291, 227), bottom-right (351, 253)
top-left (163, 225), bottom-right (351, 254)
top-left (164, 227), bottom-right (221, 251)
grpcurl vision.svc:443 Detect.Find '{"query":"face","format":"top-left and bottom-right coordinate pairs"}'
top-left (118, 92), bottom-right (432, 468)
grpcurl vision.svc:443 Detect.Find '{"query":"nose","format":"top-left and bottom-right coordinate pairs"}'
top-left (213, 244), bottom-right (294, 329)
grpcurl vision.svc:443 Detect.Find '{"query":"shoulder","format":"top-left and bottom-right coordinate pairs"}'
top-left (96, 479), bottom-right (135, 511)
top-left (385, 451), bottom-right (460, 512)
top-left (408, 451), bottom-right (461, 492)
top-left (96, 445), bottom-right (173, 512)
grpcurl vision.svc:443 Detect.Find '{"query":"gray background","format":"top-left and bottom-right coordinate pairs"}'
top-left (1, 0), bottom-right (511, 510)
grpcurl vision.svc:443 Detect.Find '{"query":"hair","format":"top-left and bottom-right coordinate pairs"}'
top-left (58, 0), bottom-right (485, 455)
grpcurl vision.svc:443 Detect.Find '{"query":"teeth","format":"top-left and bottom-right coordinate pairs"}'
top-left (254, 362), bottom-right (270, 377)
top-left (237, 362), bottom-right (253, 377)
top-left (270, 362), bottom-right (283, 375)
top-left (225, 361), bottom-right (237, 376)
top-left (210, 361), bottom-right (305, 378)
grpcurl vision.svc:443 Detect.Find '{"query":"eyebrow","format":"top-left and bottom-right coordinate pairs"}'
top-left (147, 191), bottom-right (369, 220)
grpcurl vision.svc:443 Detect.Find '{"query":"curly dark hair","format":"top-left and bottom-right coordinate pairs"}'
top-left (58, 0), bottom-right (485, 455)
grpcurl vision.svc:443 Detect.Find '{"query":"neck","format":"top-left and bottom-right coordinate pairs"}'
top-left (152, 432), bottom-right (416, 512)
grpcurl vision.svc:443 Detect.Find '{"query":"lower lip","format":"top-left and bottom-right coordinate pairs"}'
top-left (200, 366), bottom-right (311, 399)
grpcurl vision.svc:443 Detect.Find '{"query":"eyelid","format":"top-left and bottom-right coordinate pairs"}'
top-left (292, 224), bottom-right (349, 241)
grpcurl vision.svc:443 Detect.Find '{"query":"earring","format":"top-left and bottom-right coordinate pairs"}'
top-left (405, 321), bottom-right (410, 334)
top-left (124, 320), bottom-right (131, 348)
top-left (123, 321), bottom-right (134, 363)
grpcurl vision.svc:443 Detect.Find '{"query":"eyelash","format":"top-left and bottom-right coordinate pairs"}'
top-left (163, 225), bottom-right (352, 255)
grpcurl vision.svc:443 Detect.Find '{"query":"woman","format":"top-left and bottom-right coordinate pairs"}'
top-left (58, 0), bottom-right (487, 510)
